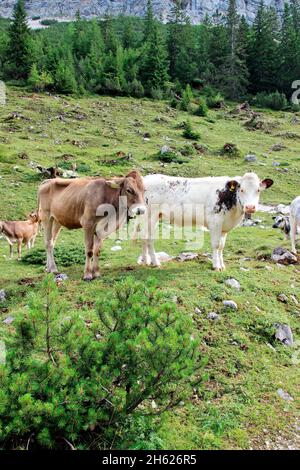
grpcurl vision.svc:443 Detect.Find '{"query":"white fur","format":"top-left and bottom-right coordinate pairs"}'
top-left (137, 173), bottom-right (271, 270)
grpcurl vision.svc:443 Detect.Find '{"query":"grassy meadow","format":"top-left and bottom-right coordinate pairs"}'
top-left (0, 87), bottom-right (299, 449)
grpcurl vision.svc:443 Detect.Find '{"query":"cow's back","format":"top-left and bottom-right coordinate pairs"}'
top-left (39, 178), bottom-right (108, 229)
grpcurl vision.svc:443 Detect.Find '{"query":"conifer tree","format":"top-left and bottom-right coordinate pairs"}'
top-left (249, 2), bottom-right (280, 93)
top-left (279, 3), bottom-right (300, 95)
top-left (140, 21), bottom-right (169, 96)
top-left (5, 0), bottom-right (32, 79)
top-left (222, 0), bottom-right (249, 99)
top-left (167, 0), bottom-right (196, 83)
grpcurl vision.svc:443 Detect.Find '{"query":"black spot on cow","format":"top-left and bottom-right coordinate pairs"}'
top-left (214, 180), bottom-right (240, 213)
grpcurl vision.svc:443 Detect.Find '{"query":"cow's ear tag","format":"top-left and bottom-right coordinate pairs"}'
top-left (107, 180), bottom-right (121, 189)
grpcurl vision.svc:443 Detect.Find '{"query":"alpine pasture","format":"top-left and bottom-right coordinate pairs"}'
top-left (0, 88), bottom-right (299, 449)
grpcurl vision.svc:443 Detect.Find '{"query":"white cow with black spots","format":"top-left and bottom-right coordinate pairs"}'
top-left (137, 172), bottom-right (273, 271)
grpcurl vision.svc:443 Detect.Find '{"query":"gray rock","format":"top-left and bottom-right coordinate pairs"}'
top-left (54, 273), bottom-right (68, 282)
top-left (176, 252), bottom-right (198, 262)
top-left (207, 312), bottom-right (219, 321)
top-left (0, 290), bottom-right (6, 302)
top-left (271, 247), bottom-right (297, 265)
top-left (244, 154), bottom-right (257, 162)
top-left (194, 307), bottom-right (201, 314)
top-left (225, 278), bottom-right (241, 290)
top-left (160, 145), bottom-right (171, 155)
top-left (275, 323), bottom-right (294, 346)
top-left (3, 316), bottom-right (14, 325)
top-left (156, 252), bottom-right (173, 263)
top-left (277, 388), bottom-right (294, 401)
top-left (0, 1), bottom-right (287, 25)
top-left (223, 300), bottom-right (238, 310)
top-left (277, 293), bottom-right (288, 303)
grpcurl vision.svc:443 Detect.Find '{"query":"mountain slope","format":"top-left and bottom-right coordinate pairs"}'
top-left (0, 0), bottom-right (287, 24)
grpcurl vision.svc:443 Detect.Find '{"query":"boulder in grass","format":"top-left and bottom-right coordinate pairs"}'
top-left (223, 300), bottom-right (238, 310)
top-left (271, 247), bottom-right (297, 265)
top-left (0, 290), bottom-right (6, 302)
top-left (244, 154), bottom-right (257, 163)
top-left (176, 252), bottom-right (198, 262)
top-left (225, 278), bottom-right (241, 290)
top-left (275, 323), bottom-right (293, 346)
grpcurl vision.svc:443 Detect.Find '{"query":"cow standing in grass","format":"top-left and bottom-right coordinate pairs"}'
top-left (137, 172), bottom-right (273, 271)
top-left (0, 212), bottom-right (39, 260)
top-left (38, 171), bottom-right (146, 281)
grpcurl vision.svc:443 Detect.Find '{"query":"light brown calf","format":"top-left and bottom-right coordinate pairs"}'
top-left (38, 170), bottom-right (146, 280)
top-left (0, 212), bottom-right (39, 260)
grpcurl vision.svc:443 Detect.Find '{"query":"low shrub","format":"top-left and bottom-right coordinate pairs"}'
top-left (220, 142), bottom-right (241, 158)
top-left (206, 93), bottom-right (225, 109)
top-left (180, 85), bottom-right (194, 112)
top-left (0, 276), bottom-right (201, 449)
top-left (194, 98), bottom-right (208, 117)
top-left (252, 91), bottom-right (288, 111)
top-left (40, 19), bottom-right (58, 26)
top-left (158, 150), bottom-right (188, 164)
top-left (182, 120), bottom-right (200, 140)
top-left (22, 247), bottom-right (85, 267)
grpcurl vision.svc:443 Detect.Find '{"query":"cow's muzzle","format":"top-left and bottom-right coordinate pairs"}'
top-left (244, 205), bottom-right (256, 214)
top-left (128, 205), bottom-right (147, 218)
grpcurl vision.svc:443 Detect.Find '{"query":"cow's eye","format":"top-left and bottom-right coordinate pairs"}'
top-left (240, 189), bottom-right (244, 193)
top-left (126, 188), bottom-right (134, 195)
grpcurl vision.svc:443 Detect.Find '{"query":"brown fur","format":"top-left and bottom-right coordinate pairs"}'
top-left (0, 212), bottom-right (39, 260)
top-left (38, 170), bottom-right (145, 280)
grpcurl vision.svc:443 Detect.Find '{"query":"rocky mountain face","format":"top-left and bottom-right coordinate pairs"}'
top-left (0, 0), bottom-right (287, 24)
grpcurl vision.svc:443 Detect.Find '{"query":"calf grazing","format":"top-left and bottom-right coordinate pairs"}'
top-left (290, 196), bottom-right (300, 254)
top-left (137, 172), bottom-right (273, 271)
top-left (272, 215), bottom-right (291, 239)
top-left (38, 171), bottom-right (145, 280)
top-left (0, 212), bottom-right (39, 260)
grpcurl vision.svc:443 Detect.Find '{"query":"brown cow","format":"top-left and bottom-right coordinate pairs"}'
top-left (38, 170), bottom-right (146, 281)
top-left (0, 212), bottom-right (39, 260)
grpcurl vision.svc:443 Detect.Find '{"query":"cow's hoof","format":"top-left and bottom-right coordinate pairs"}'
top-left (213, 267), bottom-right (222, 272)
top-left (92, 272), bottom-right (101, 279)
top-left (83, 275), bottom-right (94, 282)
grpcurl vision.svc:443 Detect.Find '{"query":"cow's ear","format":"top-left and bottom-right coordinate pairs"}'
top-left (226, 180), bottom-right (240, 192)
top-left (106, 179), bottom-right (123, 190)
top-left (260, 178), bottom-right (274, 190)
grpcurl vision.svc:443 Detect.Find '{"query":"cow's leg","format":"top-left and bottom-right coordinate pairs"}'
top-left (137, 240), bottom-right (150, 265)
top-left (9, 242), bottom-right (13, 259)
top-left (17, 238), bottom-right (23, 261)
top-left (147, 211), bottom-right (160, 267)
top-left (148, 238), bottom-right (160, 267)
top-left (209, 226), bottom-right (223, 271)
top-left (290, 216), bottom-right (297, 254)
top-left (92, 235), bottom-right (102, 279)
top-left (83, 227), bottom-right (94, 281)
top-left (43, 216), bottom-right (58, 273)
top-left (219, 233), bottom-right (228, 271)
top-left (31, 234), bottom-right (37, 249)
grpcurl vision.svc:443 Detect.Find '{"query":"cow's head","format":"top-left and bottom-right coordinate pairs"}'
top-left (106, 170), bottom-right (146, 218)
top-left (272, 215), bottom-right (290, 233)
top-left (28, 211), bottom-right (40, 223)
top-left (228, 173), bottom-right (273, 214)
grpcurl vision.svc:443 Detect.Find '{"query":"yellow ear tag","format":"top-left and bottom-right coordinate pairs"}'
top-left (230, 184), bottom-right (235, 192)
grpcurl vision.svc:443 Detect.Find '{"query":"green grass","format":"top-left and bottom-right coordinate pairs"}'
top-left (0, 87), bottom-right (300, 449)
